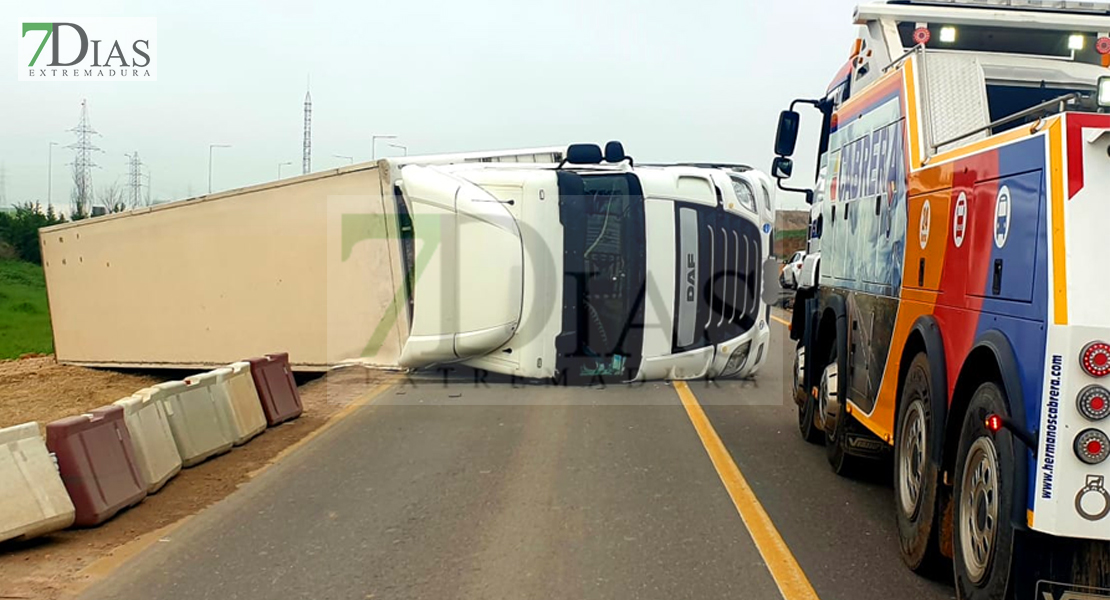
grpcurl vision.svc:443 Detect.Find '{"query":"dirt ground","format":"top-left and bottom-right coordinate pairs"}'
top-left (0, 357), bottom-right (394, 600)
top-left (0, 356), bottom-right (163, 436)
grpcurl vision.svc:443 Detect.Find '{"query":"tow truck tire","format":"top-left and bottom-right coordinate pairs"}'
top-left (826, 402), bottom-right (864, 477)
top-left (953, 382), bottom-right (1017, 600)
top-left (895, 353), bottom-right (945, 573)
top-left (822, 359), bottom-right (863, 477)
top-left (798, 390), bottom-right (822, 444)
top-left (797, 344), bottom-right (822, 444)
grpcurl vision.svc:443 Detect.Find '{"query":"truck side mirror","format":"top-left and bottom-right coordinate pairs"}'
top-left (774, 110), bottom-right (801, 157)
top-left (772, 157), bottom-right (794, 180)
top-left (565, 144), bottom-right (603, 165)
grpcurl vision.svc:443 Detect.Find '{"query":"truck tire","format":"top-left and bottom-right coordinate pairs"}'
top-left (797, 343), bottom-right (822, 444)
top-left (826, 398), bottom-right (863, 476)
top-left (821, 352), bottom-right (863, 477)
top-left (895, 353), bottom-right (945, 573)
top-left (953, 382), bottom-right (1017, 600)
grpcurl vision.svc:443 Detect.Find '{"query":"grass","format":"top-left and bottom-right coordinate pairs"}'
top-left (777, 229), bottom-right (807, 242)
top-left (774, 228), bottom-right (808, 258)
top-left (0, 260), bottom-right (53, 359)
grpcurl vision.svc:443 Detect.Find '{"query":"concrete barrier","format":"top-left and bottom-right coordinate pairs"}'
top-left (114, 392), bottom-right (183, 493)
top-left (0, 422), bottom-right (76, 543)
top-left (46, 406), bottom-right (147, 527)
top-left (184, 369), bottom-right (241, 444)
top-left (223, 362), bottom-right (267, 445)
top-left (157, 379), bottom-right (235, 468)
top-left (248, 353), bottom-right (303, 426)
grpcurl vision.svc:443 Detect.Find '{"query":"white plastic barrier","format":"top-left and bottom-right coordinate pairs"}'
top-left (115, 392), bottom-right (183, 493)
top-left (0, 422), bottom-right (76, 543)
top-left (159, 378), bottom-right (235, 468)
top-left (223, 363), bottom-right (267, 445)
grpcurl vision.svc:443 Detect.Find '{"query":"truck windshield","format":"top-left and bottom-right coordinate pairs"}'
top-left (557, 172), bottom-right (647, 380)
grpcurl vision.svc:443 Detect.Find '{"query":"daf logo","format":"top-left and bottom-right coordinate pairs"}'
top-left (995, 186), bottom-right (1011, 249)
top-left (953, 192), bottom-right (967, 248)
top-left (686, 254), bottom-right (696, 302)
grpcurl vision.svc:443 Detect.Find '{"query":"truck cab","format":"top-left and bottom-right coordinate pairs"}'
top-left (389, 143), bottom-right (773, 383)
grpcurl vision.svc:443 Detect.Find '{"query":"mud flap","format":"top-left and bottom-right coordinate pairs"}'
top-left (1013, 530), bottom-right (1110, 599)
top-left (1036, 581), bottom-right (1110, 600)
top-left (843, 429), bottom-right (887, 459)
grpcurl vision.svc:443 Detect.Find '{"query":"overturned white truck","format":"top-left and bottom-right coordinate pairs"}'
top-left (41, 143), bottom-right (775, 381)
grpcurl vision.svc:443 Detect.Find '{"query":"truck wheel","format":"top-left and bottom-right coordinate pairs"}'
top-left (953, 382), bottom-right (1016, 600)
top-left (796, 344), bottom-right (822, 444)
top-left (895, 353), bottom-right (944, 573)
top-left (820, 360), bottom-right (858, 476)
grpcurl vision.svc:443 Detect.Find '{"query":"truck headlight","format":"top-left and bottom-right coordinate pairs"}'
top-left (724, 341), bottom-right (752, 375)
top-left (1100, 76), bottom-right (1110, 108)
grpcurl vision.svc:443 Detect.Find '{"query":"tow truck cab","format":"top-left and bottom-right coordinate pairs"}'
top-left (392, 144), bottom-right (773, 382)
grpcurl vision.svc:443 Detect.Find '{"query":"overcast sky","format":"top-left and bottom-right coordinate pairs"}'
top-left (3, 0), bottom-right (861, 211)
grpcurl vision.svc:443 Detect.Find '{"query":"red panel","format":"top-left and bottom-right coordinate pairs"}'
top-left (1067, 113), bottom-right (1110, 199)
top-left (46, 405), bottom-right (147, 527)
top-left (931, 151), bottom-right (997, 402)
top-left (247, 352), bottom-right (303, 426)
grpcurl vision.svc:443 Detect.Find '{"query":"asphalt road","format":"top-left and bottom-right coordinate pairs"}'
top-left (79, 314), bottom-right (955, 600)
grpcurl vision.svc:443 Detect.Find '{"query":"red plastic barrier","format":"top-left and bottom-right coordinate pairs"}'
top-left (46, 405), bottom-right (147, 527)
top-left (247, 352), bottom-right (303, 426)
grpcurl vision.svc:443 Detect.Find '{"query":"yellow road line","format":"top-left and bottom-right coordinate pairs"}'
top-left (770, 314), bottom-right (791, 327)
top-left (674, 380), bottom-right (820, 600)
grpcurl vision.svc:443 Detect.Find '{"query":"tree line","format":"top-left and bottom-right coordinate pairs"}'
top-left (1, 180), bottom-right (134, 265)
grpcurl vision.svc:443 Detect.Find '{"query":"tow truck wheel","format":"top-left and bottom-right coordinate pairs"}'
top-left (796, 344), bottom-right (822, 444)
top-left (953, 382), bottom-right (1017, 600)
top-left (820, 359), bottom-right (862, 477)
top-left (895, 353), bottom-right (945, 573)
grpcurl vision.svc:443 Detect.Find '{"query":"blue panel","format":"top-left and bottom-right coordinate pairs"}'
top-left (970, 171), bottom-right (1041, 303)
top-left (973, 137), bottom-right (1050, 514)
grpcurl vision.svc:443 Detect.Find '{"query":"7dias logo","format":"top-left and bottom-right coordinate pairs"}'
top-left (19, 19), bottom-right (156, 81)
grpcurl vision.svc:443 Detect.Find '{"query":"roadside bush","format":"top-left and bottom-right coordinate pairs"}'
top-left (0, 203), bottom-right (65, 264)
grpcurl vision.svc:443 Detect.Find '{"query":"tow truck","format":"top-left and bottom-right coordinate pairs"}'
top-left (772, 1), bottom-right (1110, 598)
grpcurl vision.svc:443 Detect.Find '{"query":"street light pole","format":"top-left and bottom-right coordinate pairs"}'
top-left (333, 154), bottom-right (354, 165)
top-left (208, 144), bottom-right (231, 194)
top-left (48, 141), bottom-right (58, 205)
top-left (278, 161), bottom-right (292, 179)
top-left (371, 134), bottom-right (398, 161)
top-left (388, 143), bottom-right (408, 156)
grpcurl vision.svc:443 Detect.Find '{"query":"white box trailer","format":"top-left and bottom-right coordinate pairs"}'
top-left (40, 147), bottom-right (565, 371)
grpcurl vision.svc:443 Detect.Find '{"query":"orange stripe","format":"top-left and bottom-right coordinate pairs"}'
top-left (836, 68), bottom-right (904, 122)
top-left (903, 59), bottom-right (923, 170)
top-left (928, 124), bottom-right (1042, 166)
top-left (1049, 119), bottom-right (1068, 325)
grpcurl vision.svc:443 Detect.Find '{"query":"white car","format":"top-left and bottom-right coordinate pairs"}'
top-left (781, 251), bottom-right (805, 289)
